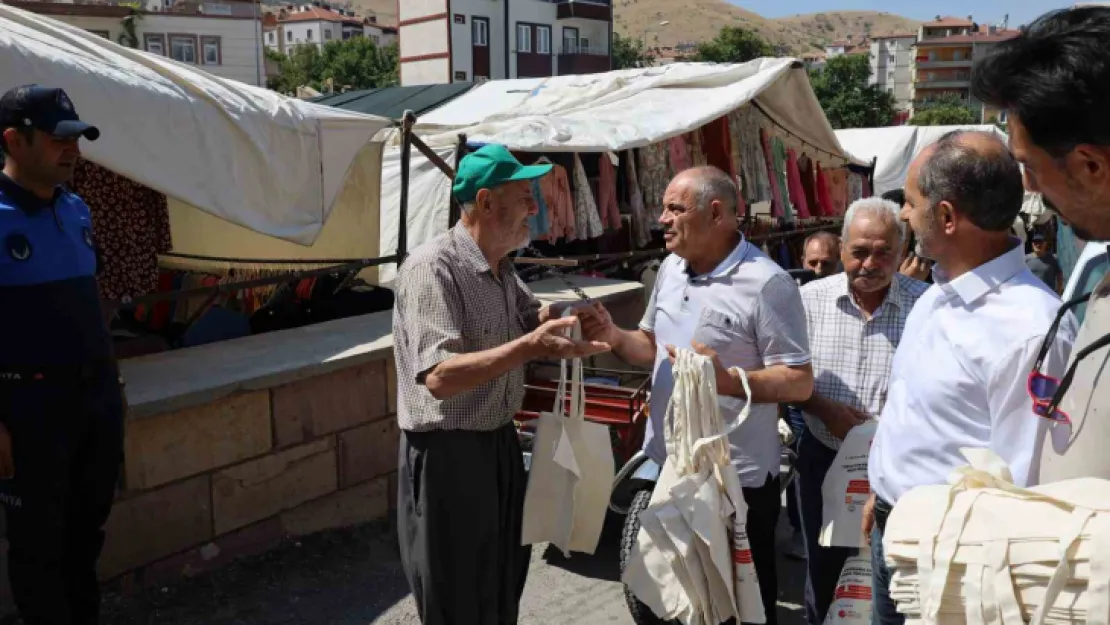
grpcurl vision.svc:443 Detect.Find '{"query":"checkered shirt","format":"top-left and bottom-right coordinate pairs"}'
top-left (393, 222), bottom-right (541, 432)
top-left (799, 272), bottom-right (929, 449)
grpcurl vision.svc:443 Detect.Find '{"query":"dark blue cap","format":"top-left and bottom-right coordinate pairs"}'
top-left (0, 85), bottom-right (99, 141)
top-left (1032, 233), bottom-right (1046, 242)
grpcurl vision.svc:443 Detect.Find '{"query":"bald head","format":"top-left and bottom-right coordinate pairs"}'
top-left (913, 130), bottom-right (1024, 232)
top-left (803, 231), bottom-right (840, 277)
top-left (672, 166), bottom-right (739, 217)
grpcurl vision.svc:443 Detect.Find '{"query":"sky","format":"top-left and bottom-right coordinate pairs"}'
top-left (729, 0), bottom-right (1076, 29)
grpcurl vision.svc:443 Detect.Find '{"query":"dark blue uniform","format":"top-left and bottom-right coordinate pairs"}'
top-left (0, 172), bottom-right (124, 625)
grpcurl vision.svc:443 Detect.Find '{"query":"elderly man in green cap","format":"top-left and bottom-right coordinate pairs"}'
top-left (393, 144), bottom-right (610, 625)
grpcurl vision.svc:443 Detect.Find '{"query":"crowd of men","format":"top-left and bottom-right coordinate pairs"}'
top-left (0, 4), bottom-right (1107, 625)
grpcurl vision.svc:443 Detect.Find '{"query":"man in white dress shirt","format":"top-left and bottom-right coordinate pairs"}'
top-left (863, 131), bottom-right (1077, 625)
top-left (580, 166), bottom-right (814, 625)
top-left (796, 198), bottom-right (928, 625)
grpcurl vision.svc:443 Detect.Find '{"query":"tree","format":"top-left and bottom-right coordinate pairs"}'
top-left (267, 38), bottom-right (398, 94)
top-left (809, 54), bottom-right (896, 129)
top-left (909, 93), bottom-right (978, 126)
top-left (612, 32), bottom-right (650, 70)
top-left (694, 26), bottom-right (773, 64)
top-left (117, 8), bottom-right (142, 48)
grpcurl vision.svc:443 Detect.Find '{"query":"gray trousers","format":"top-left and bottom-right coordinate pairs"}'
top-left (397, 425), bottom-right (532, 625)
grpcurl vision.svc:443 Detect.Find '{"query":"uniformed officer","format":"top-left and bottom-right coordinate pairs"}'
top-left (0, 85), bottom-right (124, 625)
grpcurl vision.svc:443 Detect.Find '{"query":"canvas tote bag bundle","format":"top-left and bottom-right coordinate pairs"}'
top-left (622, 349), bottom-right (766, 625)
top-left (520, 315), bottom-right (616, 557)
top-left (820, 421), bottom-right (879, 549)
top-left (882, 448), bottom-right (1110, 625)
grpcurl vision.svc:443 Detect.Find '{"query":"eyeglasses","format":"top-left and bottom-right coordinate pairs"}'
top-left (1027, 291), bottom-right (1110, 423)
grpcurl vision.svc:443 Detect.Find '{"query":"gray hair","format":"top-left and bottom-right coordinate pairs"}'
top-left (683, 166), bottom-right (738, 215)
top-left (841, 197), bottom-right (906, 245)
top-left (918, 130), bottom-right (1024, 232)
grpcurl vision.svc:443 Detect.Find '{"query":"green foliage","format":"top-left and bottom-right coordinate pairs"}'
top-left (612, 32), bottom-right (650, 69)
top-left (809, 54), bottom-right (896, 129)
top-left (694, 26), bottom-right (774, 64)
top-left (909, 93), bottom-right (978, 126)
top-left (117, 10), bottom-right (141, 49)
top-left (267, 38), bottom-right (398, 94)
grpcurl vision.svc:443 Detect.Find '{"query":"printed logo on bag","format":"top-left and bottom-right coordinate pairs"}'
top-left (6, 233), bottom-right (31, 261)
top-left (732, 549), bottom-right (753, 564)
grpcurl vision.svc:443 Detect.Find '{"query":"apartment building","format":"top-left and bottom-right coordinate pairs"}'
top-left (13, 0), bottom-right (265, 86)
top-left (264, 4), bottom-right (396, 54)
top-left (869, 33), bottom-right (916, 112)
top-left (399, 0), bottom-right (613, 86)
top-left (910, 15), bottom-right (1018, 120)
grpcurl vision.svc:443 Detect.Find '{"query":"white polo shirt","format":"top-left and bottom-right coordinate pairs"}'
top-left (869, 241), bottom-right (1077, 505)
top-left (640, 236), bottom-right (811, 489)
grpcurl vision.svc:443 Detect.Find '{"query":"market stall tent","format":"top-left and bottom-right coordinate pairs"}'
top-left (376, 58), bottom-right (862, 282)
top-left (0, 3), bottom-right (391, 251)
top-left (834, 124), bottom-right (1006, 197)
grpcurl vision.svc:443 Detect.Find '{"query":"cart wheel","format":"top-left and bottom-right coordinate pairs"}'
top-left (620, 488), bottom-right (674, 625)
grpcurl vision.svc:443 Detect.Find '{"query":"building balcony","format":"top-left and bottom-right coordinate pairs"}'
top-left (913, 97), bottom-right (971, 109)
top-left (553, 0), bottom-right (612, 21)
top-left (557, 44), bottom-right (610, 75)
top-left (916, 59), bottom-right (972, 69)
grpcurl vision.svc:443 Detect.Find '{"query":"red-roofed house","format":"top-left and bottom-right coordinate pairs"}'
top-left (265, 3), bottom-right (396, 54)
top-left (910, 15), bottom-right (1019, 120)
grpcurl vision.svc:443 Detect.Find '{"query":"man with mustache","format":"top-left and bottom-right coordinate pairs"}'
top-left (794, 197), bottom-right (928, 625)
top-left (392, 144), bottom-right (609, 625)
top-left (973, 6), bottom-right (1110, 482)
top-left (863, 130), bottom-right (1076, 625)
top-left (0, 85), bottom-right (125, 624)
top-left (580, 166), bottom-right (814, 624)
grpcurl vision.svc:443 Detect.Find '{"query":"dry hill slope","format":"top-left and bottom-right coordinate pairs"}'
top-left (614, 0), bottom-right (920, 54)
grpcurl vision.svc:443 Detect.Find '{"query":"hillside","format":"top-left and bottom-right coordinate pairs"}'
top-left (614, 0), bottom-right (920, 55)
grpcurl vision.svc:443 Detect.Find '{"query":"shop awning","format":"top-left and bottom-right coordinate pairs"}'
top-left (311, 82), bottom-right (475, 119)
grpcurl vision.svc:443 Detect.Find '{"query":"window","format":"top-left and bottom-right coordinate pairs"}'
top-left (170, 35), bottom-right (197, 63)
top-left (537, 25), bottom-right (551, 54)
top-left (267, 31), bottom-right (275, 43)
top-left (473, 17), bottom-right (488, 46)
top-left (371, 34), bottom-right (380, 44)
top-left (201, 36), bottom-right (221, 65)
top-left (579, 37), bottom-right (590, 51)
top-left (144, 34), bottom-right (166, 56)
top-left (455, 71), bottom-right (467, 81)
top-left (517, 24), bottom-right (531, 52)
top-left (307, 29), bottom-right (313, 41)
top-left (325, 29), bottom-right (332, 40)
top-left (562, 27), bottom-right (578, 53)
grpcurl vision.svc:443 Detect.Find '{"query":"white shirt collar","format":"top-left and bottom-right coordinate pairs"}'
top-left (933, 238), bottom-right (1026, 306)
top-left (678, 233), bottom-right (750, 279)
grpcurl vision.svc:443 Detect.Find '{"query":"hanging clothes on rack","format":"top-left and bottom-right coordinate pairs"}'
top-left (771, 134), bottom-right (794, 220)
top-left (529, 178), bottom-right (551, 240)
top-left (626, 151), bottom-right (652, 247)
top-left (730, 107), bottom-right (771, 204)
top-left (689, 130), bottom-right (708, 168)
top-left (539, 163), bottom-right (575, 242)
top-left (668, 135), bottom-right (692, 173)
top-left (573, 154), bottom-right (605, 239)
top-left (847, 172), bottom-right (864, 205)
top-left (798, 153), bottom-right (820, 216)
top-left (827, 167), bottom-right (850, 216)
top-left (785, 148), bottom-right (811, 219)
top-left (816, 162), bottom-right (834, 217)
top-left (597, 152), bottom-right (621, 230)
top-left (637, 143), bottom-right (669, 224)
top-left (759, 128), bottom-right (787, 218)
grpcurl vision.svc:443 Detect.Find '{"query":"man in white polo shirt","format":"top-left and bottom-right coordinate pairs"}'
top-left (580, 166), bottom-right (814, 625)
top-left (864, 131), bottom-right (1077, 625)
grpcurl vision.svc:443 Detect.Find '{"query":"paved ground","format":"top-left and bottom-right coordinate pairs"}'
top-left (97, 508), bottom-right (807, 625)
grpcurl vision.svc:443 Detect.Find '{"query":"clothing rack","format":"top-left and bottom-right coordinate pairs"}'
top-left (749, 101), bottom-right (856, 169)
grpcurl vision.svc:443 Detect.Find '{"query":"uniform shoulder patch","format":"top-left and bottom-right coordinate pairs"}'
top-left (6, 232), bottom-right (32, 262)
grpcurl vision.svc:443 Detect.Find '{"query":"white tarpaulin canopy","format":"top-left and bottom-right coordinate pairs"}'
top-left (414, 58), bottom-right (863, 164)
top-left (376, 58), bottom-right (860, 282)
top-left (834, 124), bottom-right (1007, 197)
top-left (0, 3), bottom-right (391, 246)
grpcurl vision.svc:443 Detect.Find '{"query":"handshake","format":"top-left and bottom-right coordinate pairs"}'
top-left (524, 301), bottom-right (621, 360)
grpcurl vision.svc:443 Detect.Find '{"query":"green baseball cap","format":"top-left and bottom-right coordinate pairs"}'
top-left (452, 144), bottom-right (553, 203)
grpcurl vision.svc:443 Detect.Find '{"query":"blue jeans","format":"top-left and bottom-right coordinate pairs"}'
top-left (871, 516), bottom-right (905, 625)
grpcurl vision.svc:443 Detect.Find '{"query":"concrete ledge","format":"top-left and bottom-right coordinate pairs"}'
top-left (119, 276), bottom-right (644, 420)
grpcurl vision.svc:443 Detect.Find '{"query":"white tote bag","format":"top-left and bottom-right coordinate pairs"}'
top-left (823, 551), bottom-right (873, 625)
top-left (819, 421), bottom-right (878, 548)
top-left (520, 320), bottom-right (615, 556)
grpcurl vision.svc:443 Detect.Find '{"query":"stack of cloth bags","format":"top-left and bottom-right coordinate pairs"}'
top-left (882, 448), bottom-right (1110, 625)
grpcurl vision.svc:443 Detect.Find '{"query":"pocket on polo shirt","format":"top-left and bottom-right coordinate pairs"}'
top-left (692, 307), bottom-right (742, 349)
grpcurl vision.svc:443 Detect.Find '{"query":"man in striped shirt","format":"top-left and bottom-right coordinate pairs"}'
top-left (795, 197), bottom-right (928, 625)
